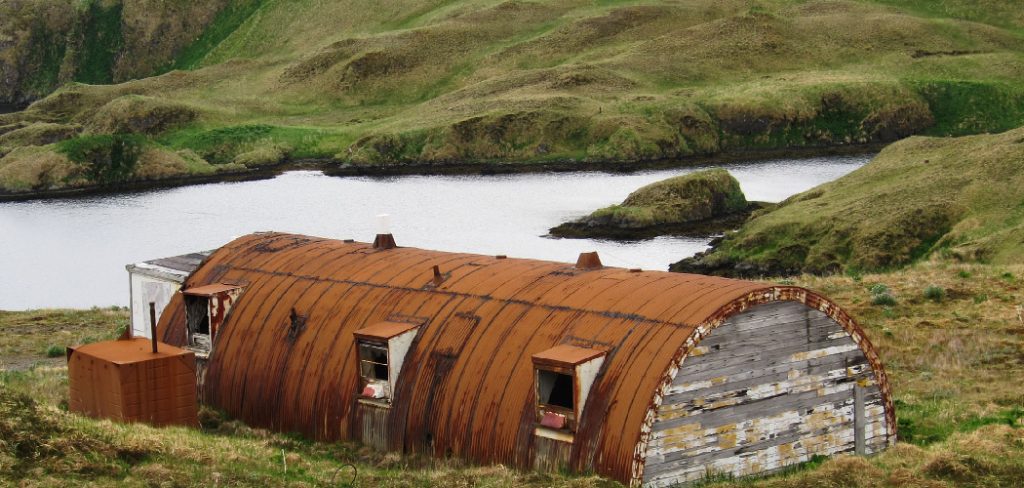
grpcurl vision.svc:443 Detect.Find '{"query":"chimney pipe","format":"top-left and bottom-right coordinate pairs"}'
top-left (373, 214), bottom-right (397, 249)
top-left (149, 302), bottom-right (158, 354)
top-left (575, 251), bottom-right (603, 270)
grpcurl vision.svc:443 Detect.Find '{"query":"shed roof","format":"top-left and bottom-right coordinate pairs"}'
top-left (126, 251), bottom-right (211, 283)
top-left (355, 321), bottom-right (420, 340)
top-left (182, 283), bottom-right (242, 297)
top-left (533, 345), bottom-right (605, 367)
top-left (155, 232), bottom-right (889, 485)
top-left (73, 338), bottom-right (191, 365)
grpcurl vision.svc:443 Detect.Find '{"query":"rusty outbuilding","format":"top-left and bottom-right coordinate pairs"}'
top-left (68, 338), bottom-right (198, 427)
top-left (153, 232), bottom-right (894, 486)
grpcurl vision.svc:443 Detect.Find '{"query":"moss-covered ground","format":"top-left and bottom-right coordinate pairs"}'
top-left (3, 0), bottom-right (1024, 195)
top-left (3, 262), bottom-right (1023, 486)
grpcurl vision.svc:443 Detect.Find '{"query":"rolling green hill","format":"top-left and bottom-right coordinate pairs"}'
top-left (2, 0), bottom-right (1024, 194)
top-left (672, 126), bottom-right (1024, 276)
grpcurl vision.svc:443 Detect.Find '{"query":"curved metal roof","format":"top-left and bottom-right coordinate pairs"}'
top-left (156, 232), bottom-right (892, 485)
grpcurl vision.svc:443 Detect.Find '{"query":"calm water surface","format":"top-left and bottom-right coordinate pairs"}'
top-left (0, 155), bottom-right (868, 309)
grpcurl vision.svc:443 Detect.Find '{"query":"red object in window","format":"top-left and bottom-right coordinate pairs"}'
top-left (362, 386), bottom-right (377, 397)
top-left (540, 411), bottom-right (567, 429)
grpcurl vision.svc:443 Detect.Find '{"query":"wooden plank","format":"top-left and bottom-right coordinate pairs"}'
top-left (641, 300), bottom-right (890, 487)
top-left (854, 385), bottom-right (866, 455)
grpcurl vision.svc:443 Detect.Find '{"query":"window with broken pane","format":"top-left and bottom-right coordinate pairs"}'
top-left (358, 341), bottom-right (389, 382)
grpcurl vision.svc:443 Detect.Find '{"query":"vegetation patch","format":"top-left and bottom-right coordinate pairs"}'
top-left (57, 134), bottom-right (146, 185)
top-left (87, 96), bottom-right (198, 136)
top-left (0, 123), bottom-right (81, 148)
top-left (0, 146), bottom-right (81, 192)
top-left (74, 0), bottom-right (126, 85)
top-left (166, 0), bottom-right (268, 71)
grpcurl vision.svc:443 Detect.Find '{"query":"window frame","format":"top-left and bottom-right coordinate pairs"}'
top-left (357, 340), bottom-right (391, 384)
top-left (534, 365), bottom-right (578, 431)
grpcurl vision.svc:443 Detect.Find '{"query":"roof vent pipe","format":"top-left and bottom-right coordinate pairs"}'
top-left (373, 214), bottom-right (397, 250)
top-left (149, 302), bottom-right (158, 353)
top-left (575, 251), bottom-right (603, 270)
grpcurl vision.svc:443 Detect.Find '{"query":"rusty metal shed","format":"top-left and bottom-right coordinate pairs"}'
top-left (68, 338), bottom-right (198, 427)
top-left (155, 232), bottom-right (894, 486)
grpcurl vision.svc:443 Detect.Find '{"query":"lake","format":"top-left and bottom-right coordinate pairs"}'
top-left (0, 155), bottom-right (868, 309)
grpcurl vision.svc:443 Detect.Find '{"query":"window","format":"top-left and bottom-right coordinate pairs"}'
top-left (537, 369), bottom-right (574, 411)
top-left (358, 341), bottom-right (389, 382)
top-left (532, 345), bottom-right (606, 434)
top-left (181, 283), bottom-right (243, 353)
top-left (185, 295), bottom-right (211, 345)
top-left (353, 321), bottom-right (421, 404)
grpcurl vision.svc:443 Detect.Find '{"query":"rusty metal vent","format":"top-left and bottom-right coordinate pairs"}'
top-left (575, 251), bottom-right (603, 270)
top-left (373, 233), bottom-right (397, 250)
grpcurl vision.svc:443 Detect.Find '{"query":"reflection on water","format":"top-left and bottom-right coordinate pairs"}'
top-left (0, 155), bottom-right (869, 309)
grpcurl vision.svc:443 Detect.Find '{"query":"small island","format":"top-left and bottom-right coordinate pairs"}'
top-left (549, 169), bottom-right (767, 239)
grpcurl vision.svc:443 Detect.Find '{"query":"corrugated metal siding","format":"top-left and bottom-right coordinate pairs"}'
top-left (157, 232), bottom-right (894, 485)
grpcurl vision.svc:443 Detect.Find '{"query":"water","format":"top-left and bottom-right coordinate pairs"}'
top-left (0, 155), bottom-right (869, 309)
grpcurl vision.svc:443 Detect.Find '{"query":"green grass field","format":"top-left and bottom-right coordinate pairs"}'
top-left (3, 263), bottom-right (1022, 486)
top-left (2, 0), bottom-right (1024, 193)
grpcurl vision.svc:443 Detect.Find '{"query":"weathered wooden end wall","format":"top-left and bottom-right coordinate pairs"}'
top-left (642, 301), bottom-right (889, 486)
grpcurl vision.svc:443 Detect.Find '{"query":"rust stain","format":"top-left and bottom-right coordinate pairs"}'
top-left (154, 233), bottom-right (894, 486)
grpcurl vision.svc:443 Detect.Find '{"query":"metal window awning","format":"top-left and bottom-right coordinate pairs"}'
top-left (182, 283), bottom-right (243, 297)
top-left (354, 321), bottom-right (420, 341)
top-left (532, 345), bottom-right (605, 368)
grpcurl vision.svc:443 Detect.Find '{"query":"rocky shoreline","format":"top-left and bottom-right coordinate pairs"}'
top-left (0, 145), bottom-right (879, 203)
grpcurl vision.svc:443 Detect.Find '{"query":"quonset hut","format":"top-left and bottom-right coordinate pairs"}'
top-left (154, 232), bottom-right (894, 486)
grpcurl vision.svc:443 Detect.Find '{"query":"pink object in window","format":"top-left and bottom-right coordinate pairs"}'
top-left (540, 411), bottom-right (567, 429)
top-left (362, 386), bottom-right (376, 397)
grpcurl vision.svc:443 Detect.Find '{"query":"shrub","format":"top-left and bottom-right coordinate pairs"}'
top-left (957, 270), bottom-right (972, 279)
top-left (44, 345), bottom-right (64, 358)
top-left (869, 283), bottom-right (890, 295)
top-left (924, 285), bottom-right (946, 303)
top-left (872, 292), bottom-right (898, 306)
top-left (57, 134), bottom-right (145, 185)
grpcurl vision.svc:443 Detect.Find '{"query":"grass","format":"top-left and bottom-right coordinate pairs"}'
top-left (166, 0), bottom-right (268, 71)
top-left (0, 308), bottom-right (127, 371)
top-left (4, 0), bottom-right (1024, 193)
top-left (674, 125), bottom-right (1024, 276)
top-left (2, 263), bottom-right (1023, 486)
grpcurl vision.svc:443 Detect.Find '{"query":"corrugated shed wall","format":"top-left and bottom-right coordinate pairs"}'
top-left (157, 233), bottom-right (893, 485)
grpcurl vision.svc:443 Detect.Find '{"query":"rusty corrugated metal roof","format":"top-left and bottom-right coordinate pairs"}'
top-left (155, 232), bottom-right (893, 486)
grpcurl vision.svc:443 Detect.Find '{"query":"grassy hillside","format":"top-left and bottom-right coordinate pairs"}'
top-left (673, 126), bottom-right (1024, 277)
top-left (2, 0), bottom-right (1024, 195)
top-left (3, 263), bottom-right (1022, 486)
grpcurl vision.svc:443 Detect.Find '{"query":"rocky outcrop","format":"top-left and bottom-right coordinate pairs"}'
top-left (550, 169), bottom-right (760, 239)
